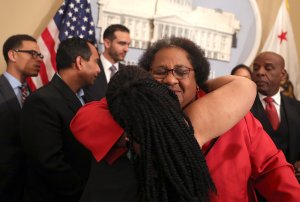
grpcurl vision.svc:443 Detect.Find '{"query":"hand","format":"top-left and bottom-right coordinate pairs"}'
top-left (294, 161), bottom-right (300, 183)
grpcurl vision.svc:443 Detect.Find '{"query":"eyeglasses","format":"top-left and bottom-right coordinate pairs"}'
top-left (151, 65), bottom-right (194, 80)
top-left (13, 49), bottom-right (44, 59)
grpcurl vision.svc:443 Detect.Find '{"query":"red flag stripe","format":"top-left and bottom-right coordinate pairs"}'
top-left (41, 28), bottom-right (57, 72)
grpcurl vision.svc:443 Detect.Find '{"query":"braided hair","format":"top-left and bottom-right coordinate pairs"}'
top-left (106, 65), bottom-right (215, 202)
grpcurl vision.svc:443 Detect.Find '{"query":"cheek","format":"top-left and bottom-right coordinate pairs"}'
top-left (180, 80), bottom-right (197, 106)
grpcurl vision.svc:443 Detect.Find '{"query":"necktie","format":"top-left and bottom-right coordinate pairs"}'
top-left (20, 84), bottom-right (29, 104)
top-left (264, 97), bottom-right (279, 130)
top-left (109, 65), bottom-right (117, 79)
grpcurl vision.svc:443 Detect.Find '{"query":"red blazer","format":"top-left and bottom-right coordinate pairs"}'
top-left (205, 112), bottom-right (300, 201)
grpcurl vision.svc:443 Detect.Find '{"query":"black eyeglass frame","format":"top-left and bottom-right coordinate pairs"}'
top-left (13, 49), bottom-right (44, 59)
top-left (150, 65), bottom-right (194, 80)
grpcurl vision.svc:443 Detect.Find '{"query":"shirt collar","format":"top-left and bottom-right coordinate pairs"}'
top-left (258, 90), bottom-right (281, 106)
top-left (101, 54), bottom-right (119, 70)
top-left (3, 72), bottom-right (23, 88)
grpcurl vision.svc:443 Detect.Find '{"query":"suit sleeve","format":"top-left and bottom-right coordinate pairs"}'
top-left (245, 113), bottom-right (300, 201)
top-left (20, 94), bottom-right (83, 200)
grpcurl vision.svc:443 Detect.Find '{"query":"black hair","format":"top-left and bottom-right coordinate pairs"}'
top-left (103, 24), bottom-right (130, 41)
top-left (231, 64), bottom-right (252, 77)
top-left (2, 34), bottom-right (37, 64)
top-left (106, 65), bottom-right (215, 202)
top-left (138, 36), bottom-right (210, 89)
top-left (56, 37), bottom-right (92, 71)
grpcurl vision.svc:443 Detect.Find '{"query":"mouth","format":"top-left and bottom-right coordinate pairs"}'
top-left (33, 64), bottom-right (41, 71)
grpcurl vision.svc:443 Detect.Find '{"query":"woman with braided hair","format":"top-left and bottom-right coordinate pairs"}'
top-left (106, 65), bottom-right (215, 202)
top-left (71, 63), bottom-right (256, 201)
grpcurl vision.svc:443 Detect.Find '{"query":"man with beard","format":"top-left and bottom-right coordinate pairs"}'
top-left (84, 24), bottom-right (131, 101)
top-left (251, 51), bottom-right (300, 192)
top-left (0, 34), bottom-right (42, 201)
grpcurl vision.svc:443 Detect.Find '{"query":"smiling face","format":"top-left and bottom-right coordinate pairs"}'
top-left (150, 47), bottom-right (197, 108)
top-left (252, 52), bottom-right (285, 96)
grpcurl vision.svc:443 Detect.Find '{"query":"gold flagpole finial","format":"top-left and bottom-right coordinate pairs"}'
top-left (285, 0), bottom-right (290, 11)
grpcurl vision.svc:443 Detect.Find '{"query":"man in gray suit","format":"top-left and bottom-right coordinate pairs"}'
top-left (251, 51), bottom-right (300, 184)
top-left (84, 24), bottom-right (131, 101)
top-left (0, 34), bottom-right (43, 201)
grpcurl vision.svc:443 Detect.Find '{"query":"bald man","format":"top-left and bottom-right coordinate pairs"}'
top-left (251, 51), bottom-right (300, 187)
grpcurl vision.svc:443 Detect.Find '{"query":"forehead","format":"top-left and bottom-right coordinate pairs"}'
top-left (235, 68), bottom-right (250, 74)
top-left (152, 47), bottom-right (191, 67)
top-left (88, 43), bottom-right (99, 57)
top-left (20, 40), bottom-right (39, 50)
top-left (254, 53), bottom-right (282, 65)
top-left (113, 31), bottom-right (130, 41)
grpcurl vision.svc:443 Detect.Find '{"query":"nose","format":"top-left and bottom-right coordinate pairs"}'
top-left (254, 66), bottom-right (266, 76)
top-left (124, 45), bottom-right (129, 52)
top-left (161, 71), bottom-right (179, 85)
top-left (97, 66), bottom-right (101, 74)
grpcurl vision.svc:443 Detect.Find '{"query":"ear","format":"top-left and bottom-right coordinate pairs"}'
top-left (74, 56), bottom-right (83, 70)
top-left (7, 50), bottom-right (17, 62)
top-left (103, 38), bottom-right (111, 49)
top-left (280, 68), bottom-right (287, 82)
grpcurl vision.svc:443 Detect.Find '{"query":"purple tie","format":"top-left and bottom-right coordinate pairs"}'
top-left (109, 65), bottom-right (117, 79)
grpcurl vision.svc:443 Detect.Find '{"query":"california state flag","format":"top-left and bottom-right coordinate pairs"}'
top-left (261, 0), bottom-right (300, 99)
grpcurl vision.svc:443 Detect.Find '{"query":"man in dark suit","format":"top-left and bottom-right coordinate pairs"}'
top-left (0, 34), bottom-right (43, 202)
top-left (84, 24), bottom-right (131, 101)
top-left (20, 37), bottom-right (100, 202)
top-left (251, 51), bottom-right (300, 184)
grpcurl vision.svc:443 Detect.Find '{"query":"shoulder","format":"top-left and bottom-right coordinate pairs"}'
top-left (281, 94), bottom-right (300, 109)
top-left (76, 100), bottom-right (107, 117)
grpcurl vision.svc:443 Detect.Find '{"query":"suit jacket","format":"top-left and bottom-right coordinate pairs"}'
top-left (20, 74), bottom-right (91, 202)
top-left (0, 75), bottom-right (26, 202)
top-left (84, 60), bottom-right (125, 101)
top-left (251, 94), bottom-right (300, 164)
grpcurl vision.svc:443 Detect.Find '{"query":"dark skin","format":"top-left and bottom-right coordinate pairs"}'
top-left (252, 51), bottom-right (286, 96)
top-left (252, 51), bottom-right (300, 183)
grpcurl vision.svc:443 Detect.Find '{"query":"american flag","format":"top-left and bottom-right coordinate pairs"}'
top-left (27, 0), bottom-right (97, 90)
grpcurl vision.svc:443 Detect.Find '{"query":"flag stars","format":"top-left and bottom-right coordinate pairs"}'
top-left (58, 9), bottom-right (64, 14)
top-left (68, 12), bottom-right (73, 17)
top-left (76, 0), bottom-right (81, 3)
top-left (81, 26), bottom-right (86, 31)
top-left (85, 8), bottom-right (90, 13)
top-left (74, 7), bottom-right (79, 12)
top-left (83, 17), bottom-right (88, 22)
top-left (72, 16), bottom-right (77, 22)
top-left (88, 30), bottom-right (93, 35)
top-left (278, 31), bottom-right (288, 44)
top-left (69, 3), bottom-right (75, 8)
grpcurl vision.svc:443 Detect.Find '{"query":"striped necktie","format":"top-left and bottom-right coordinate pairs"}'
top-left (109, 65), bottom-right (117, 79)
top-left (20, 84), bottom-right (29, 104)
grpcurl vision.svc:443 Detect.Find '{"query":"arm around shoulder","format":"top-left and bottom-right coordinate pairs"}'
top-left (185, 75), bottom-right (256, 146)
